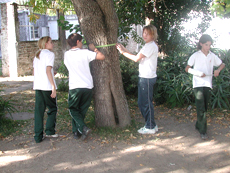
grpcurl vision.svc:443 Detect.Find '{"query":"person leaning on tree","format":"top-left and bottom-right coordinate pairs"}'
top-left (64, 33), bottom-right (105, 140)
top-left (185, 34), bottom-right (225, 140)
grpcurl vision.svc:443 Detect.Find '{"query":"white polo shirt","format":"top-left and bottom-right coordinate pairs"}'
top-left (188, 50), bottom-right (222, 88)
top-left (33, 49), bottom-right (57, 90)
top-left (138, 41), bottom-right (158, 78)
top-left (64, 48), bottom-right (96, 90)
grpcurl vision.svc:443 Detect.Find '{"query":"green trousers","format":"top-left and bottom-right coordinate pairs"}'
top-left (34, 90), bottom-right (57, 143)
top-left (194, 87), bottom-right (211, 134)
top-left (68, 88), bottom-right (92, 134)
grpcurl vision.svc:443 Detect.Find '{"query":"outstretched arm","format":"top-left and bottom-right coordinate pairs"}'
top-left (46, 66), bottom-right (56, 98)
top-left (116, 43), bottom-right (145, 62)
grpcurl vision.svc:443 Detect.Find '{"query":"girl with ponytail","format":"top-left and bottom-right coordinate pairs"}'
top-left (33, 36), bottom-right (58, 143)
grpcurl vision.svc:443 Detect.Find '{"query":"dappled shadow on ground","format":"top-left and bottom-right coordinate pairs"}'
top-left (1, 114), bottom-right (230, 173)
top-left (1, 78), bottom-right (230, 172)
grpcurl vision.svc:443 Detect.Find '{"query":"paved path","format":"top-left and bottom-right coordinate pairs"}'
top-left (0, 76), bottom-right (33, 96)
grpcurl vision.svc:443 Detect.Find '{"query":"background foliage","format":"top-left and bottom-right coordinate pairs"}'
top-left (114, 0), bottom-right (212, 55)
top-left (120, 47), bottom-right (230, 110)
top-left (18, 0), bottom-right (230, 110)
top-left (211, 0), bottom-right (230, 18)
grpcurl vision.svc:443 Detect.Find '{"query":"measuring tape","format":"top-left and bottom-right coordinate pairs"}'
top-left (95, 43), bottom-right (116, 48)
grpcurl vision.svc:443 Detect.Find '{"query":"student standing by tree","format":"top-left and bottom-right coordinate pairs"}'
top-left (116, 25), bottom-right (159, 134)
top-left (185, 34), bottom-right (225, 140)
top-left (64, 33), bottom-right (105, 140)
top-left (33, 36), bottom-right (58, 143)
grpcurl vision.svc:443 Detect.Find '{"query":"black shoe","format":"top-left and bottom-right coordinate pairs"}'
top-left (35, 135), bottom-right (45, 143)
top-left (82, 126), bottom-right (91, 140)
top-left (73, 131), bottom-right (82, 140)
top-left (200, 133), bottom-right (208, 140)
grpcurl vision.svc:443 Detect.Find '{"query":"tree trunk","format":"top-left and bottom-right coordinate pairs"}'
top-left (57, 9), bottom-right (67, 57)
top-left (71, 0), bottom-right (130, 127)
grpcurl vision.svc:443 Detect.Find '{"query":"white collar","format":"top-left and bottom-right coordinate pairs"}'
top-left (70, 48), bottom-right (80, 51)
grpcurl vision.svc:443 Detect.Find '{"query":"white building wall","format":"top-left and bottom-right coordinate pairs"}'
top-left (48, 15), bottom-right (79, 40)
top-left (48, 20), bottom-right (58, 40)
top-left (1, 2), bottom-right (17, 77)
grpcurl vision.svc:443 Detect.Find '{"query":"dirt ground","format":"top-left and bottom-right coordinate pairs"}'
top-left (0, 77), bottom-right (230, 173)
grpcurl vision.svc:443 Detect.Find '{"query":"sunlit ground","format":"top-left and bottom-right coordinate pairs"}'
top-left (0, 132), bottom-right (230, 172)
top-left (0, 76), bottom-right (34, 82)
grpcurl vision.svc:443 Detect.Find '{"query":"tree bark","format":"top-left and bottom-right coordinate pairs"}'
top-left (71, 0), bottom-right (130, 127)
top-left (57, 9), bottom-right (67, 57)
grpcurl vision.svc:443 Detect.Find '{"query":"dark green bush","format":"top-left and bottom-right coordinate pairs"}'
top-left (58, 79), bottom-right (69, 92)
top-left (57, 61), bottom-right (69, 92)
top-left (154, 53), bottom-right (194, 107)
top-left (119, 55), bottom-right (139, 96)
top-left (119, 46), bottom-right (230, 110)
top-left (0, 96), bottom-right (17, 120)
top-left (0, 97), bottom-right (18, 136)
top-left (210, 49), bottom-right (230, 109)
top-left (154, 48), bottom-right (230, 109)
top-left (57, 61), bottom-right (68, 77)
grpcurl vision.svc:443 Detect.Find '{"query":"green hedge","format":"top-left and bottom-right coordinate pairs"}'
top-left (120, 48), bottom-right (230, 109)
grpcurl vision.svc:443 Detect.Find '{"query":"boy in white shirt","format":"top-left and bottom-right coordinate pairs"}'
top-left (185, 34), bottom-right (225, 140)
top-left (64, 33), bottom-right (105, 140)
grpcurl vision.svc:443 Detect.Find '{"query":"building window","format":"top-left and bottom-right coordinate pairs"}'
top-left (31, 26), bottom-right (39, 40)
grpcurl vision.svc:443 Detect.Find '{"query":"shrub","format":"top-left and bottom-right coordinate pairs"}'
top-left (0, 96), bottom-right (17, 120)
top-left (58, 79), bottom-right (69, 92)
top-left (119, 55), bottom-right (139, 96)
top-left (210, 49), bottom-right (230, 109)
top-left (154, 48), bottom-right (230, 109)
top-left (0, 97), bottom-right (17, 136)
top-left (57, 61), bottom-right (69, 92)
top-left (57, 61), bottom-right (68, 77)
top-left (154, 53), bottom-right (194, 107)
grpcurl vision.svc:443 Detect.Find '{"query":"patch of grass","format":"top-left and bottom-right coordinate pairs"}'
top-left (3, 88), bottom-right (229, 142)
top-left (57, 79), bottom-right (69, 92)
top-left (56, 91), bottom-right (72, 133)
top-left (91, 118), bottom-right (142, 142)
top-left (83, 96), bottom-right (143, 141)
top-left (0, 95), bottom-right (31, 138)
top-left (56, 92), bottom-right (143, 141)
top-left (0, 83), bottom-right (7, 90)
top-left (4, 90), bottom-right (35, 113)
top-left (0, 118), bottom-right (30, 138)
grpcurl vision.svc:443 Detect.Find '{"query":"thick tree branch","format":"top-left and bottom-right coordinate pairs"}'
top-left (96, 0), bottom-right (119, 42)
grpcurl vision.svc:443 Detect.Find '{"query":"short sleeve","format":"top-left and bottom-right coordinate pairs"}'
top-left (140, 44), bottom-right (155, 57)
top-left (213, 54), bottom-right (222, 67)
top-left (187, 53), bottom-right (195, 67)
top-left (86, 49), bottom-right (96, 62)
top-left (46, 52), bottom-right (55, 67)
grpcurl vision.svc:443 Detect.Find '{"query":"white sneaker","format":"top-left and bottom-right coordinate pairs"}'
top-left (46, 134), bottom-right (59, 138)
top-left (138, 125), bottom-right (158, 134)
top-left (137, 126), bottom-right (145, 133)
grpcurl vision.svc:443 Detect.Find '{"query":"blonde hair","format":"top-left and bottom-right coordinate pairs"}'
top-left (143, 25), bottom-right (158, 42)
top-left (35, 36), bottom-right (51, 59)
